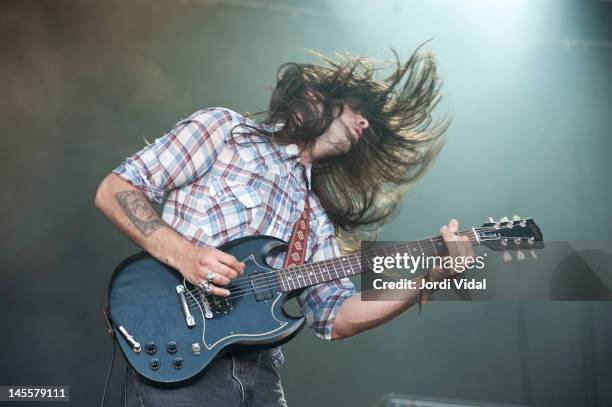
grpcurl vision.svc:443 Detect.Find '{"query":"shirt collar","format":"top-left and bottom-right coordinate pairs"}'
top-left (261, 122), bottom-right (312, 190)
top-left (284, 143), bottom-right (312, 190)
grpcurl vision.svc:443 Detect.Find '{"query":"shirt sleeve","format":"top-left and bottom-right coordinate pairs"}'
top-left (112, 108), bottom-right (233, 202)
top-left (297, 209), bottom-right (356, 341)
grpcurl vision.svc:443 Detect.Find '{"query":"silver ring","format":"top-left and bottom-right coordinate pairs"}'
top-left (207, 272), bottom-right (216, 282)
top-left (198, 281), bottom-right (211, 294)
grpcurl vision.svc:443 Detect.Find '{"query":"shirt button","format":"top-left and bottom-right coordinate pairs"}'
top-left (285, 144), bottom-right (299, 156)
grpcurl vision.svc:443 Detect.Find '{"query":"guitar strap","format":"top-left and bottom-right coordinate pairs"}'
top-left (283, 196), bottom-right (311, 269)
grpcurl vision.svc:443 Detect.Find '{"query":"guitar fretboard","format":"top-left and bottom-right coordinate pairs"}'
top-left (276, 229), bottom-right (478, 293)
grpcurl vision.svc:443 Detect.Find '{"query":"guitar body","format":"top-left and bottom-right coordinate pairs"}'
top-left (108, 235), bottom-right (305, 384)
top-left (107, 217), bottom-right (543, 385)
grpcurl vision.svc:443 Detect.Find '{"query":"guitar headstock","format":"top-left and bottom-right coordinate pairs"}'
top-left (476, 215), bottom-right (544, 262)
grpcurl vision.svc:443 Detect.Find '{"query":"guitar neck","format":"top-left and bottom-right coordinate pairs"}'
top-left (277, 228), bottom-right (479, 293)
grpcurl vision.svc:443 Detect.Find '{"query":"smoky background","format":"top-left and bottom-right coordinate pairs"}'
top-left (1, 1), bottom-right (611, 406)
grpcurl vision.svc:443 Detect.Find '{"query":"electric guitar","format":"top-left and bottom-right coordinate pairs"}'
top-left (106, 216), bottom-right (543, 384)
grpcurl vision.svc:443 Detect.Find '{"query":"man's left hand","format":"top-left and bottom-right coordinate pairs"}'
top-left (430, 218), bottom-right (475, 282)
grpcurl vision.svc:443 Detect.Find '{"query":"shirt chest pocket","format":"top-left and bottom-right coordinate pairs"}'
top-left (191, 178), bottom-right (263, 240)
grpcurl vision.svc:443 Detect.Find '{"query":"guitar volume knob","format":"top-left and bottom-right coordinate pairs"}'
top-left (148, 358), bottom-right (161, 371)
top-left (145, 342), bottom-right (157, 355)
top-left (172, 357), bottom-right (184, 370)
top-left (166, 341), bottom-right (178, 354)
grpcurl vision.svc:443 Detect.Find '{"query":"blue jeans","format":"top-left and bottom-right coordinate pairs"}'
top-left (122, 349), bottom-right (288, 406)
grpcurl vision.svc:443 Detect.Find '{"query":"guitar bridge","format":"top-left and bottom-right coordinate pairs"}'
top-left (176, 285), bottom-right (196, 327)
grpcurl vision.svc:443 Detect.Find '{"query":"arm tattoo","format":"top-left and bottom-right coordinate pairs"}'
top-left (115, 190), bottom-right (167, 237)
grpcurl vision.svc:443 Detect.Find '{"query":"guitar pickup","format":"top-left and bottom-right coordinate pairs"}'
top-left (176, 285), bottom-right (196, 327)
top-left (250, 271), bottom-right (274, 302)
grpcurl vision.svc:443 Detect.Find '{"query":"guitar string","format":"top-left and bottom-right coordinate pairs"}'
top-left (189, 228), bottom-right (481, 292)
top-left (182, 223), bottom-right (519, 295)
top-left (178, 224), bottom-right (534, 306)
top-left (219, 222), bottom-right (532, 292)
top-left (182, 236), bottom-right (534, 310)
top-left (182, 239), bottom-right (466, 307)
top-left (183, 248), bottom-right (466, 308)
top-left (180, 223), bottom-right (530, 304)
top-left (181, 228), bottom-right (528, 306)
top-left (182, 232), bottom-right (533, 307)
top-left (184, 231), bottom-right (477, 297)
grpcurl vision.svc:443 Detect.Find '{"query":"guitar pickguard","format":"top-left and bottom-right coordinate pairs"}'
top-left (108, 236), bottom-right (307, 384)
top-left (186, 254), bottom-right (289, 351)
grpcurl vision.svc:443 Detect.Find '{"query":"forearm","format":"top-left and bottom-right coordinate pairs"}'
top-left (94, 173), bottom-right (190, 269)
top-left (331, 219), bottom-right (472, 340)
top-left (331, 273), bottom-right (431, 340)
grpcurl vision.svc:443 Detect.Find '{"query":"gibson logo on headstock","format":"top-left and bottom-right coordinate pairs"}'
top-left (479, 232), bottom-right (500, 239)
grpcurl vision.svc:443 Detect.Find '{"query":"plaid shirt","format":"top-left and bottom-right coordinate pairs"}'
top-left (113, 107), bottom-right (356, 366)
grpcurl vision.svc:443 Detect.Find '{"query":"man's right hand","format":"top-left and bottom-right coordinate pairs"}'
top-left (95, 173), bottom-right (245, 297)
top-left (176, 244), bottom-right (245, 297)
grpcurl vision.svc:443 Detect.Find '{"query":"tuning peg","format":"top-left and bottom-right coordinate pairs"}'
top-left (530, 250), bottom-right (537, 260)
top-left (503, 251), bottom-right (512, 263)
top-left (500, 216), bottom-right (509, 223)
top-left (512, 215), bottom-right (521, 221)
top-left (517, 250), bottom-right (525, 261)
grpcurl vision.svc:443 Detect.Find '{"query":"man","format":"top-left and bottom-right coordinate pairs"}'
top-left (95, 45), bottom-right (473, 406)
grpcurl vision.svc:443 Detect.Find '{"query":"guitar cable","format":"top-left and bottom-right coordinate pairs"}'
top-left (100, 305), bottom-right (118, 407)
top-left (100, 333), bottom-right (117, 407)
